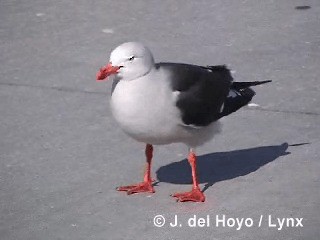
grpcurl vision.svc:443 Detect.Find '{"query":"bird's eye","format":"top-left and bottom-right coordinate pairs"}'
top-left (128, 56), bottom-right (135, 61)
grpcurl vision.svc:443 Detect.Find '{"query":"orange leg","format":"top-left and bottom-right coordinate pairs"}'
top-left (116, 144), bottom-right (155, 195)
top-left (172, 150), bottom-right (205, 202)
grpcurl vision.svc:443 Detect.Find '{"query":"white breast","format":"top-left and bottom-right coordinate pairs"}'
top-left (110, 69), bottom-right (186, 144)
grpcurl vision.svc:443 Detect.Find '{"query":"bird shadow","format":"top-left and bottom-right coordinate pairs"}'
top-left (156, 143), bottom-right (291, 192)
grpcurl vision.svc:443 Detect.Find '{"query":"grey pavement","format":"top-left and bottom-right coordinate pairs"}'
top-left (1, 1), bottom-right (319, 239)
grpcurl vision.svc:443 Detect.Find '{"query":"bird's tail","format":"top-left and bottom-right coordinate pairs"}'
top-left (232, 80), bottom-right (272, 91)
top-left (218, 80), bottom-right (272, 118)
top-left (230, 79), bottom-right (272, 102)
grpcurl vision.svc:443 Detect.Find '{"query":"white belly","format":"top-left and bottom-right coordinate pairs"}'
top-left (110, 73), bottom-right (186, 144)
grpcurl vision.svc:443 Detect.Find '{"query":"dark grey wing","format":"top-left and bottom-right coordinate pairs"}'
top-left (157, 63), bottom-right (233, 127)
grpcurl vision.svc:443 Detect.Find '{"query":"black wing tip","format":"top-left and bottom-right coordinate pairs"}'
top-left (205, 65), bottom-right (230, 72)
top-left (232, 80), bottom-right (272, 90)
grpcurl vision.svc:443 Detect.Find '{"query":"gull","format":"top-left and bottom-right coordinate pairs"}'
top-left (96, 42), bottom-right (271, 202)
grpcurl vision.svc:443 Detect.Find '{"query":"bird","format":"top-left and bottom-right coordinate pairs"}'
top-left (96, 42), bottom-right (271, 202)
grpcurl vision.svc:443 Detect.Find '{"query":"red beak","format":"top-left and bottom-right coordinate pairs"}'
top-left (96, 62), bottom-right (120, 81)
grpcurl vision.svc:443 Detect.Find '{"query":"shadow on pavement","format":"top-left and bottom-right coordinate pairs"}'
top-left (295, 5), bottom-right (311, 10)
top-left (156, 143), bottom-right (290, 192)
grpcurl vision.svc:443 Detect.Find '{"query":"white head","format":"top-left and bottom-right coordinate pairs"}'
top-left (96, 42), bottom-right (155, 81)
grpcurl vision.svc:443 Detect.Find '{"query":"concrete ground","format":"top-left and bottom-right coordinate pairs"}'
top-left (1, 0), bottom-right (319, 239)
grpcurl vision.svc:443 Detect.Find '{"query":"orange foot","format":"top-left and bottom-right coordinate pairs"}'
top-left (116, 181), bottom-right (155, 195)
top-left (171, 188), bottom-right (205, 202)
